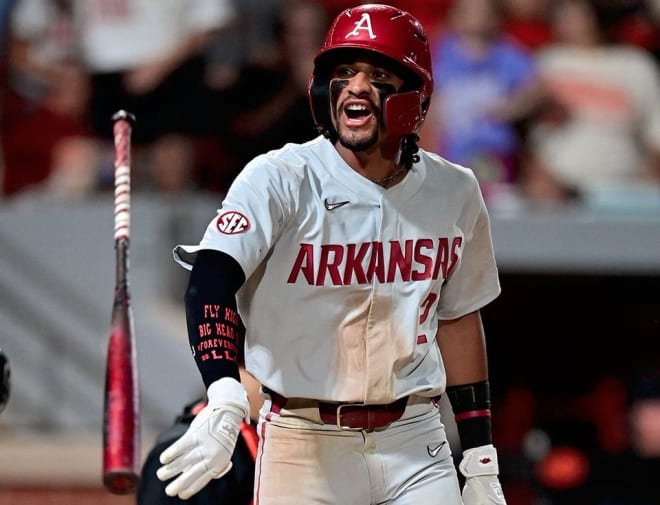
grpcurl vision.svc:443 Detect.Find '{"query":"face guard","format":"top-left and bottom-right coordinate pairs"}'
top-left (308, 4), bottom-right (434, 139)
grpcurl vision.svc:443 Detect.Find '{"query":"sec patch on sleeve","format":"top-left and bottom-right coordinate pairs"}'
top-left (216, 211), bottom-right (251, 234)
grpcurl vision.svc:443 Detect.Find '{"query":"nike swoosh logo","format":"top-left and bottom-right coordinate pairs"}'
top-left (427, 442), bottom-right (446, 458)
top-left (324, 198), bottom-right (350, 211)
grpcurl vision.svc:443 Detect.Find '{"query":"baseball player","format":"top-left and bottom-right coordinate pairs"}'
top-left (156, 4), bottom-right (507, 504)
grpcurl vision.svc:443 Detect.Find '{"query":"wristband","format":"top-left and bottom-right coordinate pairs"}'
top-left (447, 381), bottom-right (493, 450)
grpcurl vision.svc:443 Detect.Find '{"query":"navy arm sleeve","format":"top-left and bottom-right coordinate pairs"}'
top-left (185, 249), bottom-right (246, 388)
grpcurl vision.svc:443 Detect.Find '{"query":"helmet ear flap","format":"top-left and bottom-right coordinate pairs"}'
top-left (308, 74), bottom-right (336, 138)
top-left (383, 91), bottom-right (424, 137)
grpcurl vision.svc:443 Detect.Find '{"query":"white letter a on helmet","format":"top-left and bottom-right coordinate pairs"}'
top-left (346, 13), bottom-right (376, 40)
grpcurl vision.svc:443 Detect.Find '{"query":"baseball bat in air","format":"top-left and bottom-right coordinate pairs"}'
top-left (102, 110), bottom-right (140, 494)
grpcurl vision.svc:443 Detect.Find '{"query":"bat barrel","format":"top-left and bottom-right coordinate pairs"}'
top-left (103, 312), bottom-right (140, 493)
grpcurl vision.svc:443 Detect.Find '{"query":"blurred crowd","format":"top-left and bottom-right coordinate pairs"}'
top-left (0, 0), bottom-right (324, 201)
top-left (0, 0), bottom-right (658, 211)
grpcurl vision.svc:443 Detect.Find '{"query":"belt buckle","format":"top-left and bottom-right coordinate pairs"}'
top-left (335, 403), bottom-right (366, 431)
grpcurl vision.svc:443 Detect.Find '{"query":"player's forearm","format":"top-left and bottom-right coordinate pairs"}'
top-left (436, 311), bottom-right (492, 449)
top-left (185, 250), bottom-right (246, 387)
top-left (435, 310), bottom-right (489, 386)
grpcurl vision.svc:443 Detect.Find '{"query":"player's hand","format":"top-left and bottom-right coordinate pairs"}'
top-left (458, 444), bottom-right (507, 505)
top-left (156, 377), bottom-right (249, 499)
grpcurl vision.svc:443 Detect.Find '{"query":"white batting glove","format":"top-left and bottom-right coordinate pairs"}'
top-left (459, 444), bottom-right (507, 505)
top-left (156, 377), bottom-right (249, 499)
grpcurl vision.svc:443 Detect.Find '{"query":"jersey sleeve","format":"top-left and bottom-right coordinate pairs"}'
top-left (174, 154), bottom-right (299, 279)
top-left (435, 178), bottom-right (501, 320)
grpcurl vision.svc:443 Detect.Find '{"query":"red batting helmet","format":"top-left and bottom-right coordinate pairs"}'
top-left (308, 4), bottom-right (433, 138)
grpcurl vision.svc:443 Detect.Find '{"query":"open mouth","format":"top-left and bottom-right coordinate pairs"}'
top-left (345, 104), bottom-right (371, 119)
top-left (342, 102), bottom-right (375, 126)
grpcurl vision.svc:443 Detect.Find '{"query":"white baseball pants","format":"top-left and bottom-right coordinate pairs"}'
top-left (253, 396), bottom-right (462, 504)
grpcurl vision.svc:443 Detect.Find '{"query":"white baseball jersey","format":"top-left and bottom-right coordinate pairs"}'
top-left (175, 136), bottom-right (500, 404)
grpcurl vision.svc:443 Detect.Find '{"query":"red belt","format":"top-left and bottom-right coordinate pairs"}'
top-left (267, 389), bottom-right (409, 431)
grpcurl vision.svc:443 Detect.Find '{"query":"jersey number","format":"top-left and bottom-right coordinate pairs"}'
top-left (419, 293), bottom-right (438, 325)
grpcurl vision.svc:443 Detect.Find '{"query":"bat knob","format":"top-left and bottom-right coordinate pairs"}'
top-left (112, 110), bottom-right (137, 126)
top-left (0, 348), bottom-right (10, 415)
top-left (104, 471), bottom-right (139, 494)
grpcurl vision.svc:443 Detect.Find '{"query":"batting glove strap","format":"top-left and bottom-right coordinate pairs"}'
top-left (207, 377), bottom-right (250, 423)
top-left (156, 378), bottom-right (249, 500)
top-left (459, 444), bottom-right (500, 478)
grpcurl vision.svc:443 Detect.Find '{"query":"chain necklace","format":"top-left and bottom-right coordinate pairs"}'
top-left (371, 165), bottom-right (407, 188)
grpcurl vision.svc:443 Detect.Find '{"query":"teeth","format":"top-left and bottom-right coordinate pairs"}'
top-left (346, 104), bottom-right (368, 111)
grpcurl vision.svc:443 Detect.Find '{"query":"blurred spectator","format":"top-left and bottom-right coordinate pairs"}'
top-left (598, 0), bottom-right (660, 60)
top-left (70, 0), bottom-right (235, 194)
top-left (198, 0), bottom-right (328, 193)
top-left (520, 0), bottom-right (660, 207)
top-left (419, 0), bottom-right (543, 204)
top-left (651, 0), bottom-right (660, 59)
top-left (533, 374), bottom-right (660, 505)
top-left (204, 0), bottom-right (280, 92)
top-left (501, 0), bottom-right (553, 51)
top-left (592, 372), bottom-right (660, 505)
top-left (0, 0), bottom-right (100, 200)
top-left (314, 0), bottom-right (360, 18)
top-left (493, 376), bottom-right (630, 505)
top-left (627, 374), bottom-right (660, 459)
top-left (0, 0), bottom-right (17, 54)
